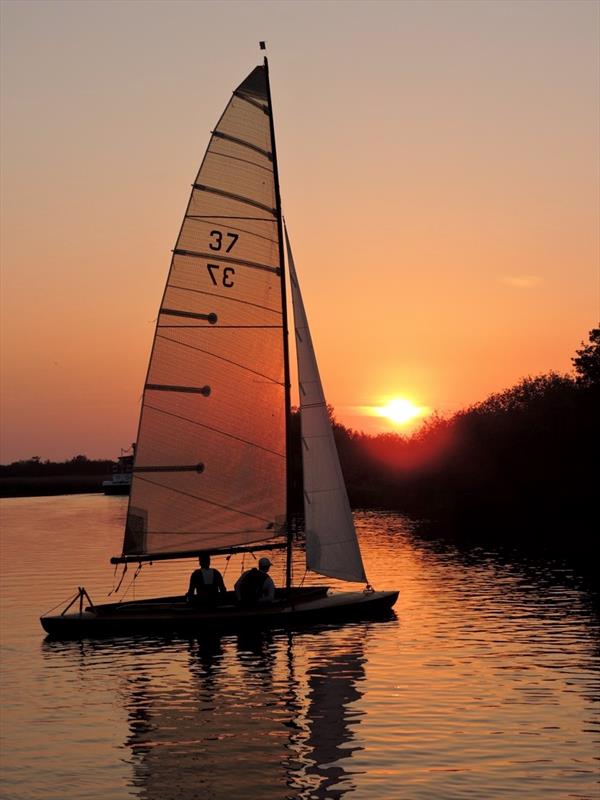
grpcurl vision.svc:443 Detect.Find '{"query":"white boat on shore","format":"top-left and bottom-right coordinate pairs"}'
top-left (102, 445), bottom-right (135, 495)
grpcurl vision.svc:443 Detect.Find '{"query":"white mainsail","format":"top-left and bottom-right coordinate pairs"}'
top-left (286, 227), bottom-right (367, 583)
top-left (122, 66), bottom-right (286, 557)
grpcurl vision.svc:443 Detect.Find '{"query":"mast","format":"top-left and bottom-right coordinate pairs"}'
top-left (263, 53), bottom-right (294, 593)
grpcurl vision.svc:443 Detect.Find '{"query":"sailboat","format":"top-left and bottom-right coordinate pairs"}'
top-left (40, 55), bottom-right (398, 638)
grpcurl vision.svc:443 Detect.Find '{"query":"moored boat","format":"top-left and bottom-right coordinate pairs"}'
top-left (102, 445), bottom-right (135, 495)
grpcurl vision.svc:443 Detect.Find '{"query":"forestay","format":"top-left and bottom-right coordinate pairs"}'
top-left (286, 227), bottom-right (367, 583)
top-left (121, 66), bottom-right (286, 558)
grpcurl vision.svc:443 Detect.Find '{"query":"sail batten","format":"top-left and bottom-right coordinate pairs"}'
top-left (120, 65), bottom-right (286, 560)
top-left (210, 131), bottom-right (273, 159)
top-left (172, 248), bottom-right (280, 274)
top-left (192, 184), bottom-right (276, 215)
top-left (286, 226), bottom-right (367, 584)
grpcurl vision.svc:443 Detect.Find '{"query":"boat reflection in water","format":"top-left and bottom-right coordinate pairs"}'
top-left (299, 638), bottom-right (366, 798)
top-left (115, 626), bottom-right (369, 799)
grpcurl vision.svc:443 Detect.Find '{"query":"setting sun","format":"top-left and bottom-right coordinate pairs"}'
top-left (376, 398), bottom-right (430, 427)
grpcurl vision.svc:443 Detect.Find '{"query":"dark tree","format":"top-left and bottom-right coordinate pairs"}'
top-left (572, 327), bottom-right (600, 386)
top-left (69, 454), bottom-right (90, 464)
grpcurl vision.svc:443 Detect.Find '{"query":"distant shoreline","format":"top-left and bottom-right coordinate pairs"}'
top-left (0, 475), bottom-right (109, 498)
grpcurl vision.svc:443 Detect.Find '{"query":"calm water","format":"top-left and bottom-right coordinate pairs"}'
top-left (0, 495), bottom-right (598, 800)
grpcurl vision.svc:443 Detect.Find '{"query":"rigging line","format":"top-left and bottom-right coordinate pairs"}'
top-left (110, 563), bottom-right (128, 596)
top-left (133, 474), bottom-right (274, 524)
top-left (155, 333), bottom-right (284, 384)
top-left (120, 563), bottom-right (143, 602)
top-left (173, 247), bottom-right (280, 275)
top-left (184, 218), bottom-right (278, 245)
top-left (193, 183), bottom-right (276, 216)
top-left (206, 148), bottom-right (273, 174)
top-left (107, 560), bottom-right (119, 595)
top-left (41, 590), bottom-right (80, 617)
top-left (144, 403), bottom-right (286, 458)
top-left (166, 283), bottom-right (281, 315)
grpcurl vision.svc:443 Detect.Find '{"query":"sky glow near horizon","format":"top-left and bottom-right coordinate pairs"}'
top-left (0, 0), bottom-right (598, 462)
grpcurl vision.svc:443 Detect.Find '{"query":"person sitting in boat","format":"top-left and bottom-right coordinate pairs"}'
top-left (187, 553), bottom-right (227, 605)
top-left (234, 557), bottom-right (275, 606)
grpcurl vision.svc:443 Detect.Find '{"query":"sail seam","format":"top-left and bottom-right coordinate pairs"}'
top-left (134, 474), bottom-right (274, 523)
top-left (193, 183), bottom-right (276, 215)
top-left (211, 130), bottom-right (272, 160)
top-left (207, 148), bottom-right (273, 173)
top-left (174, 248), bottom-right (280, 275)
top-left (144, 403), bottom-right (286, 456)
top-left (167, 284), bottom-right (281, 314)
top-left (155, 334), bottom-right (284, 383)
top-left (134, 464), bottom-right (204, 473)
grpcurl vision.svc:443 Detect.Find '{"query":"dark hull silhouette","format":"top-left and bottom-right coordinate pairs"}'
top-left (41, 587), bottom-right (398, 639)
top-left (102, 483), bottom-right (131, 495)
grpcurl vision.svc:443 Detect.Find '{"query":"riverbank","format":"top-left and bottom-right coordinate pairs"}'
top-left (0, 475), bottom-right (107, 498)
top-left (0, 456), bottom-right (114, 498)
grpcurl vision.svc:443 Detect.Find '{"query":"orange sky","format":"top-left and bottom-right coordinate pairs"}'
top-left (1, 0), bottom-right (598, 462)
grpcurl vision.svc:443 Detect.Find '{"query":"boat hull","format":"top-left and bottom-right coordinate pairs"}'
top-left (102, 484), bottom-right (131, 495)
top-left (40, 589), bottom-right (399, 639)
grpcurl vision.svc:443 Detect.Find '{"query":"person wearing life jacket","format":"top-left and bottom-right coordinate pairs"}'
top-left (234, 556), bottom-right (276, 606)
top-left (187, 552), bottom-right (227, 605)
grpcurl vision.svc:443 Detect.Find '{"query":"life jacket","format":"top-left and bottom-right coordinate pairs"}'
top-left (189, 568), bottom-right (219, 603)
top-left (237, 568), bottom-right (268, 604)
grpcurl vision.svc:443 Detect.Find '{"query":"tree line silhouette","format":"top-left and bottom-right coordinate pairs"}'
top-left (290, 327), bottom-right (599, 554)
top-left (0, 454), bottom-right (114, 478)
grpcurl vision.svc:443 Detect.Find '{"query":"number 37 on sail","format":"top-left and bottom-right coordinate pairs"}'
top-left (40, 53), bottom-right (398, 638)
